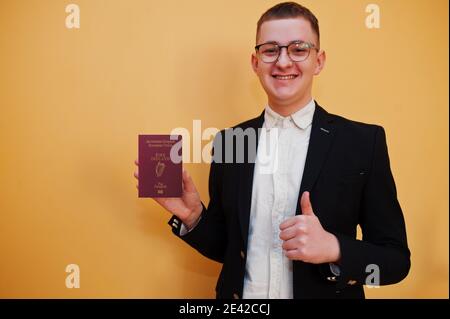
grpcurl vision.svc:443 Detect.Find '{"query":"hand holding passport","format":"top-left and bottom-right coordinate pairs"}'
top-left (134, 135), bottom-right (203, 229)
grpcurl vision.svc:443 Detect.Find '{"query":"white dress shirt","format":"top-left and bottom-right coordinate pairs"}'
top-left (242, 99), bottom-right (315, 299)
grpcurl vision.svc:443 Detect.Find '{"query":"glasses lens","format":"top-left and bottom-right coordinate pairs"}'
top-left (288, 42), bottom-right (310, 62)
top-left (258, 44), bottom-right (279, 63)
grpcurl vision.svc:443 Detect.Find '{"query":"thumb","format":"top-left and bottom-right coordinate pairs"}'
top-left (182, 169), bottom-right (198, 193)
top-left (300, 191), bottom-right (315, 216)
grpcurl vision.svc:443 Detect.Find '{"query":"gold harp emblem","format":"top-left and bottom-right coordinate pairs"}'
top-left (155, 161), bottom-right (165, 177)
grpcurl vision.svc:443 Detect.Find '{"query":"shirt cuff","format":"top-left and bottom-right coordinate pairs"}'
top-left (329, 263), bottom-right (341, 276)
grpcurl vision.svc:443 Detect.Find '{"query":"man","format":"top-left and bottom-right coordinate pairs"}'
top-left (134, 2), bottom-right (410, 299)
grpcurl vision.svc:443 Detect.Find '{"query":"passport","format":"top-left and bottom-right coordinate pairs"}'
top-left (138, 135), bottom-right (182, 198)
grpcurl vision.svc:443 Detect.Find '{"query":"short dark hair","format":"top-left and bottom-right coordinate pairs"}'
top-left (256, 2), bottom-right (320, 48)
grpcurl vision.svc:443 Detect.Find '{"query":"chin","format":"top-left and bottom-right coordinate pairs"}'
top-left (271, 89), bottom-right (298, 101)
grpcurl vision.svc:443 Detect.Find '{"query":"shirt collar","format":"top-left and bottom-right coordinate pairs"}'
top-left (264, 99), bottom-right (316, 130)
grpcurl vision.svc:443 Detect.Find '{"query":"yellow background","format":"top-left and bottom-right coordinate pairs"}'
top-left (0, 0), bottom-right (448, 298)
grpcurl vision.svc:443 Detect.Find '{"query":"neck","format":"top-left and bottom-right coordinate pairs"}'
top-left (268, 94), bottom-right (313, 117)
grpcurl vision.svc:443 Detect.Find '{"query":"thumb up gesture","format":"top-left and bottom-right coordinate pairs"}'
top-left (279, 192), bottom-right (341, 264)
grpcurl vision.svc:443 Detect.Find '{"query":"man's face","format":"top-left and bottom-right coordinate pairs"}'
top-left (252, 18), bottom-right (325, 109)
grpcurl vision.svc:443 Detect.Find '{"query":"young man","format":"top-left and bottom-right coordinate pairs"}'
top-left (135, 2), bottom-right (410, 298)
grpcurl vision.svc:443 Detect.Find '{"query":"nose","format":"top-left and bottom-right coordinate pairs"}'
top-left (276, 47), bottom-right (293, 68)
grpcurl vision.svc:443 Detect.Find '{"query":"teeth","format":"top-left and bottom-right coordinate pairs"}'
top-left (274, 75), bottom-right (297, 80)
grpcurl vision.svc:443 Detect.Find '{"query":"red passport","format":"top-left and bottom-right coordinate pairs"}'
top-left (138, 135), bottom-right (182, 198)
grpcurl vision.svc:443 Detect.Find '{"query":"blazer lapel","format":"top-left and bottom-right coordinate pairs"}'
top-left (296, 103), bottom-right (337, 215)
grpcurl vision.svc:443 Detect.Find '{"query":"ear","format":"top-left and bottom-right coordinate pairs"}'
top-left (314, 49), bottom-right (326, 75)
top-left (251, 53), bottom-right (259, 74)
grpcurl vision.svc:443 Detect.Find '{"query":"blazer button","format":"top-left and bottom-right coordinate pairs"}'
top-left (233, 293), bottom-right (240, 299)
top-left (240, 250), bottom-right (245, 259)
top-left (347, 280), bottom-right (357, 285)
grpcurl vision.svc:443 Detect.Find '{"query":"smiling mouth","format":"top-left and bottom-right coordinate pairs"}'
top-left (272, 74), bottom-right (298, 80)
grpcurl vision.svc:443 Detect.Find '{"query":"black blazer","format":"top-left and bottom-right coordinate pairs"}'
top-left (169, 102), bottom-right (410, 299)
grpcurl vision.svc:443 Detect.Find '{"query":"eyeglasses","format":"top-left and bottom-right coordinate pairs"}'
top-left (254, 41), bottom-right (318, 63)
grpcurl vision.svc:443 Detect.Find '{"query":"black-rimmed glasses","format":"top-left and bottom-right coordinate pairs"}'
top-left (255, 41), bottom-right (318, 63)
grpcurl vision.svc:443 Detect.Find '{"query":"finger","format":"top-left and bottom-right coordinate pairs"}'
top-left (136, 184), bottom-right (139, 189)
top-left (182, 169), bottom-right (198, 193)
top-left (284, 248), bottom-right (299, 260)
top-left (282, 238), bottom-right (300, 251)
top-left (134, 171), bottom-right (139, 179)
top-left (279, 227), bottom-right (297, 241)
top-left (279, 216), bottom-right (297, 231)
top-left (301, 191), bottom-right (315, 216)
top-left (153, 197), bottom-right (179, 208)
top-left (135, 159), bottom-right (139, 166)
top-left (153, 197), bottom-right (174, 213)
top-left (154, 197), bottom-right (168, 206)
top-left (279, 224), bottom-right (307, 241)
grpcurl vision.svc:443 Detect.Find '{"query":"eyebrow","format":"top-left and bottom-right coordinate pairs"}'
top-left (258, 40), bottom-right (308, 45)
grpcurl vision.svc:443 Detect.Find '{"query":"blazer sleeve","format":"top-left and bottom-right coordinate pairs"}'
top-left (330, 126), bottom-right (411, 289)
top-left (168, 132), bottom-right (227, 263)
